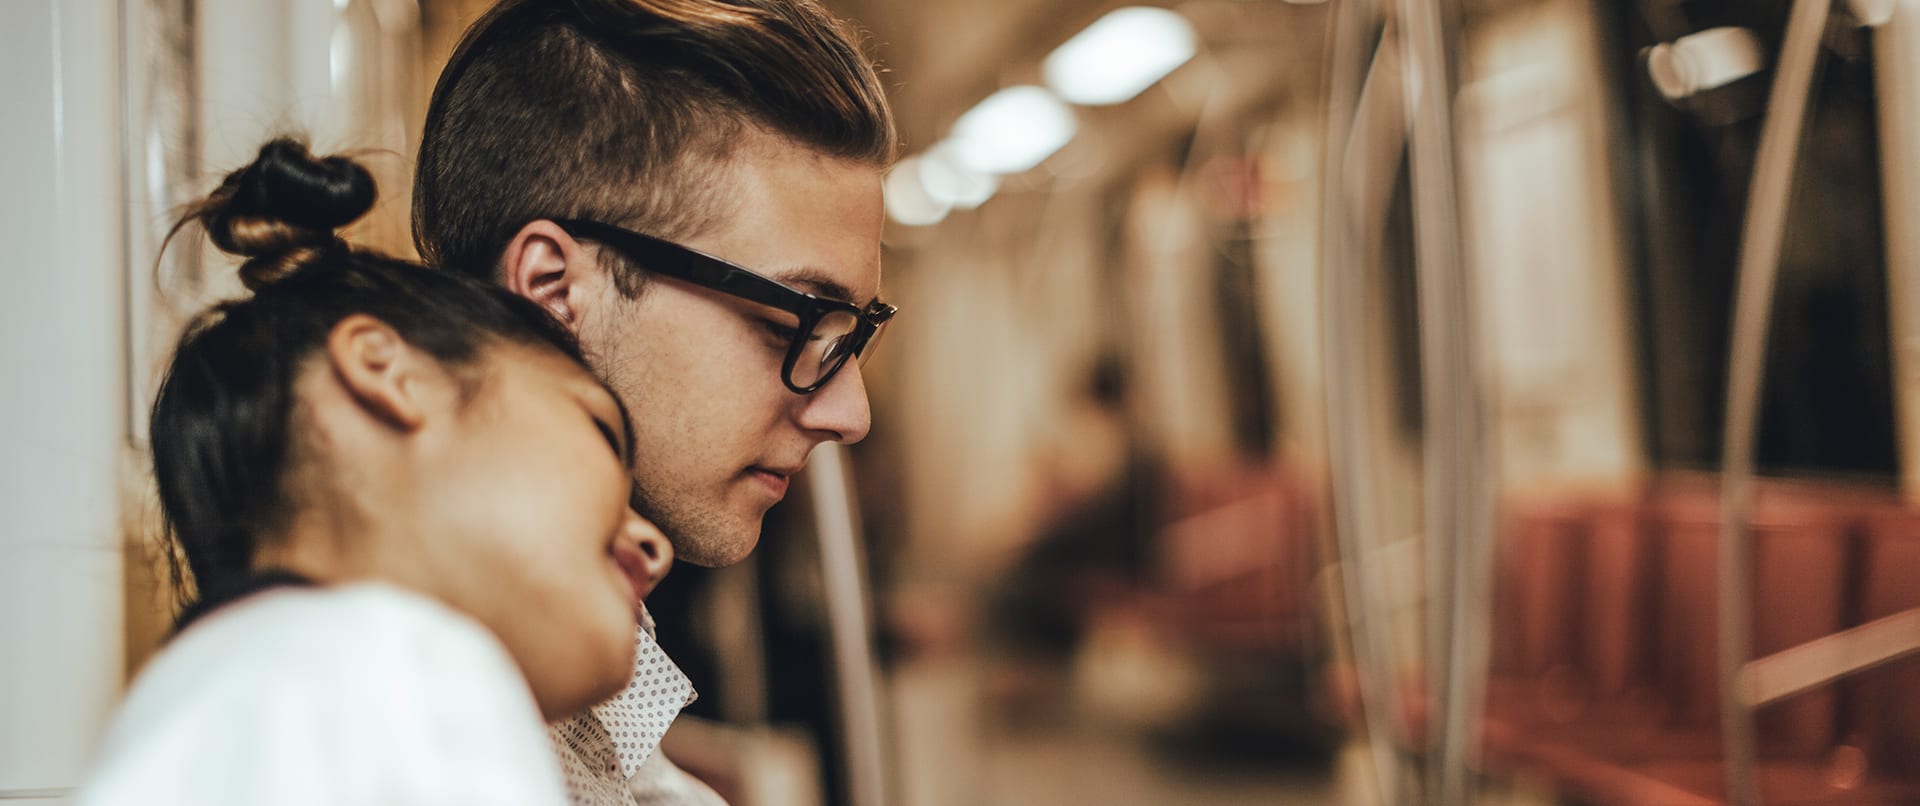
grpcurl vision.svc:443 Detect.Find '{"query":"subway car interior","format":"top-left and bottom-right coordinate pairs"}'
top-left (5, 0), bottom-right (1920, 803)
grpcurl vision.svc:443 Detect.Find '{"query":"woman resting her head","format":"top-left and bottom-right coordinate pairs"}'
top-left (76, 138), bottom-right (671, 805)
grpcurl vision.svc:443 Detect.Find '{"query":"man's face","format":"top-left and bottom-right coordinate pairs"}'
top-left (576, 132), bottom-right (886, 567)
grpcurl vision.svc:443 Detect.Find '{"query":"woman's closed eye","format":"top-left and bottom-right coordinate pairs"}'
top-left (591, 416), bottom-right (625, 463)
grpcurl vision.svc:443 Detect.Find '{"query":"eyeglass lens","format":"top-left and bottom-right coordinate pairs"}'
top-left (790, 309), bottom-right (862, 389)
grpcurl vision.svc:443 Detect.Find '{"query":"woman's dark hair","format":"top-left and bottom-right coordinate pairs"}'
top-left (153, 137), bottom-right (588, 612)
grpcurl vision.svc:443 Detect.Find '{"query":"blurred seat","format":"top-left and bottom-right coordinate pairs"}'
top-left (1648, 477), bottom-right (1849, 759)
top-left (1154, 464), bottom-right (1322, 654)
top-left (1482, 486), bottom-right (1701, 800)
top-left (1849, 508), bottom-right (1920, 788)
top-left (1481, 475), bottom-right (1916, 804)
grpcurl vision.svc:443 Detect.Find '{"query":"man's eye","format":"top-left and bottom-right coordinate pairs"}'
top-left (761, 319), bottom-right (799, 343)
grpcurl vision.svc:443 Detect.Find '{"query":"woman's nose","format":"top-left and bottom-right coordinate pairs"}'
top-left (626, 512), bottom-right (674, 590)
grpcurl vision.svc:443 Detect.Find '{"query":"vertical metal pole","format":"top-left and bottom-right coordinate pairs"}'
top-left (1875, 2), bottom-right (1920, 505)
top-left (808, 443), bottom-right (889, 806)
top-left (1321, 1), bottom-right (1412, 802)
top-left (1720, 1), bottom-right (1832, 803)
top-left (1396, 1), bottom-right (1491, 804)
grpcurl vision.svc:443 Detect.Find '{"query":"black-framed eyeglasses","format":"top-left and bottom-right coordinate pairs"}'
top-left (555, 218), bottom-right (898, 395)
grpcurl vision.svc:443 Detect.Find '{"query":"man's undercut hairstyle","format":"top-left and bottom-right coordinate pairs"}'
top-left (413, 0), bottom-right (897, 295)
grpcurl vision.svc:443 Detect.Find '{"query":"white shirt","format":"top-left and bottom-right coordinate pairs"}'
top-left (548, 609), bottom-right (726, 805)
top-left (77, 583), bottom-right (567, 806)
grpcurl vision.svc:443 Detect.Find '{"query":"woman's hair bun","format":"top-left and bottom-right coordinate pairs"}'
top-left (195, 138), bottom-right (378, 291)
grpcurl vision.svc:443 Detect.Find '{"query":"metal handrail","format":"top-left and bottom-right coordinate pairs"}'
top-left (1738, 608), bottom-right (1920, 706)
top-left (1395, 1), bottom-right (1493, 804)
top-left (1716, 3), bottom-right (1918, 797)
top-left (1878, 3), bottom-right (1920, 500)
top-left (1320, 1), bottom-right (1415, 802)
top-left (1718, 1), bottom-right (1834, 803)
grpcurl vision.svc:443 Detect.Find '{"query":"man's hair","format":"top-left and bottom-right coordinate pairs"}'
top-left (413, 0), bottom-right (897, 293)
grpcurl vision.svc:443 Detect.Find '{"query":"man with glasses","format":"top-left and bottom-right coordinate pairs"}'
top-left (411, 1), bottom-right (896, 803)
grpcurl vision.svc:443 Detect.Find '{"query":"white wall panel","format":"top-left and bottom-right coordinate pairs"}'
top-left (0, 0), bottom-right (128, 794)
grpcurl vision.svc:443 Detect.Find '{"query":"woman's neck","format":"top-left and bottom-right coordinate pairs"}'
top-left (250, 502), bottom-right (398, 586)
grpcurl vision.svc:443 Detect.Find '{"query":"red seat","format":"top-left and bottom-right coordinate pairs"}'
top-left (1646, 479), bottom-right (1853, 757)
top-left (1481, 476), bottom-right (1912, 804)
top-left (1483, 490), bottom-right (1688, 796)
top-left (1153, 468), bottom-right (1322, 654)
top-left (1486, 493), bottom-right (1659, 726)
top-left (1851, 509), bottom-right (1920, 787)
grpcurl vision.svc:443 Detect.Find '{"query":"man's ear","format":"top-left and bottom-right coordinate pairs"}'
top-left (325, 314), bottom-right (434, 431)
top-left (500, 219), bottom-right (588, 329)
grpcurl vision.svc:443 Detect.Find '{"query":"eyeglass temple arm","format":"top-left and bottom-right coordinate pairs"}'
top-left (558, 218), bottom-right (812, 314)
top-left (636, 240), bottom-right (807, 313)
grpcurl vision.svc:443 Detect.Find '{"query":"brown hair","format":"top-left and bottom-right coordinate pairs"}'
top-left (412, 0), bottom-right (897, 294)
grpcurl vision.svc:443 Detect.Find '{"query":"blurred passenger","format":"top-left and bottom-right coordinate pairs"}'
top-left (989, 356), bottom-right (1162, 670)
top-left (413, 1), bottom-right (896, 802)
top-left (77, 139), bottom-right (673, 805)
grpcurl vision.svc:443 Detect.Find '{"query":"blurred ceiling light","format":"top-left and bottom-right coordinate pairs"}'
top-left (330, 23), bottom-right (354, 95)
top-left (1646, 27), bottom-right (1763, 101)
top-left (1845, 0), bottom-right (1894, 26)
top-left (1043, 7), bottom-right (1197, 105)
top-left (918, 144), bottom-right (999, 209)
top-left (948, 86), bottom-right (1078, 175)
top-left (885, 156), bottom-right (951, 226)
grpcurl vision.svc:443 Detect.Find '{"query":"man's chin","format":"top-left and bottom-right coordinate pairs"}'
top-left (667, 522), bottom-right (762, 568)
top-left (679, 541), bottom-right (759, 568)
top-left (631, 498), bottom-right (763, 567)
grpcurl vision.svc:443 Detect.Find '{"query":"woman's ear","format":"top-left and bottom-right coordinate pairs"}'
top-left (325, 314), bottom-right (433, 431)
top-left (501, 220), bottom-right (585, 328)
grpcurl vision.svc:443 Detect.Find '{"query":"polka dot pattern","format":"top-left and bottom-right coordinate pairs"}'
top-left (548, 610), bottom-right (696, 806)
top-left (596, 626), bottom-right (696, 777)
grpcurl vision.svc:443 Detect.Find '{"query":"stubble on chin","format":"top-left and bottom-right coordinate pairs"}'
top-left (627, 483), bottom-right (760, 568)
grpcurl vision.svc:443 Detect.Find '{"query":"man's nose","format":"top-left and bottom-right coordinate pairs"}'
top-left (795, 360), bottom-right (873, 444)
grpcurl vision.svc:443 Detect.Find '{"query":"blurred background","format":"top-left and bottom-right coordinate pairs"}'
top-left (5, 0), bottom-right (1920, 803)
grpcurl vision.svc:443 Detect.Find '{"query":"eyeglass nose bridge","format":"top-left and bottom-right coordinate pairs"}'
top-left (847, 323), bottom-right (879, 364)
top-left (781, 302), bottom-right (896, 395)
top-left (854, 302), bottom-right (896, 359)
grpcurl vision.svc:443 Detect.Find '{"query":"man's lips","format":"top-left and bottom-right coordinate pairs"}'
top-left (748, 465), bottom-right (799, 498)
